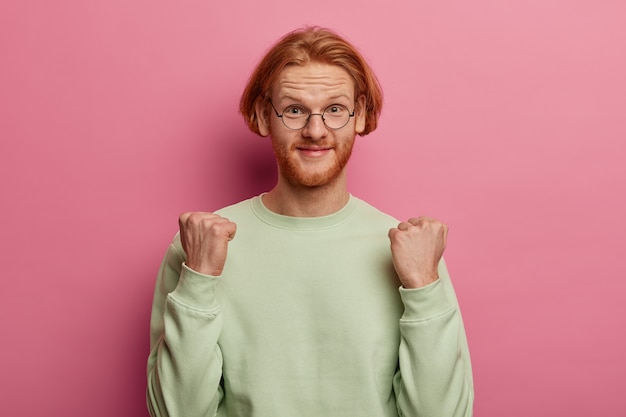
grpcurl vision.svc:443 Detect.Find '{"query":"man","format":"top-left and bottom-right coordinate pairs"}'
top-left (147, 27), bottom-right (473, 417)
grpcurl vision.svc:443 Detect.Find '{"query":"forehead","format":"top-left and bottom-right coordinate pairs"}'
top-left (272, 63), bottom-right (355, 102)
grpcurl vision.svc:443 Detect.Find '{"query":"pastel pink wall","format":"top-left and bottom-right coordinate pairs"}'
top-left (1, 0), bottom-right (625, 416)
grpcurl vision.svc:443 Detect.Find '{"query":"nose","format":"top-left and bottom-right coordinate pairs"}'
top-left (302, 113), bottom-right (328, 140)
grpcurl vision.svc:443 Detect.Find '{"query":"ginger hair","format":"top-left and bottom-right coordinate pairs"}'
top-left (240, 27), bottom-right (383, 136)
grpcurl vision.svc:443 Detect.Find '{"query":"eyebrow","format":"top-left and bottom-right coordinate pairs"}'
top-left (278, 94), bottom-right (353, 106)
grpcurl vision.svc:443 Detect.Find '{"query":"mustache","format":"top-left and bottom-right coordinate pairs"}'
top-left (291, 142), bottom-right (336, 150)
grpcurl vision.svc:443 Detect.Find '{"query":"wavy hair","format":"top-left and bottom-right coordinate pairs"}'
top-left (240, 27), bottom-right (383, 136)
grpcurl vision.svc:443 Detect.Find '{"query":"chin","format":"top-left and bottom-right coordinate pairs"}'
top-left (286, 170), bottom-right (342, 188)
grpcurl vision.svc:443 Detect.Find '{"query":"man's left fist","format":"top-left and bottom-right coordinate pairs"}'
top-left (388, 217), bottom-right (448, 289)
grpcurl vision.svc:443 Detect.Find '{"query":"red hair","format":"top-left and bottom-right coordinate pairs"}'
top-left (240, 27), bottom-right (383, 136)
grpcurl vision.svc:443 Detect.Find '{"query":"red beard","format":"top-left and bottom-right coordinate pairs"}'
top-left (271, 137), bottom-right (355, 187)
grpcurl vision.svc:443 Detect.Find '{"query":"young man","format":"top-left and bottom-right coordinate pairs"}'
top-left (147, 27), bottom-right (474, 417)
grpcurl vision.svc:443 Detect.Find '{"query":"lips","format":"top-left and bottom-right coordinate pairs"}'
top-left (296, 146), bottom-right (333, 157)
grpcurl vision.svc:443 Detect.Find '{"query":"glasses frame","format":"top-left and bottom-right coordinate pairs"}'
top-left (269, 99), bottom-right (355, 130)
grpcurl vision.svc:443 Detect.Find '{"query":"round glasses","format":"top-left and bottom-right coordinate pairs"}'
top-left (269, 100), bottom-right (355, 130)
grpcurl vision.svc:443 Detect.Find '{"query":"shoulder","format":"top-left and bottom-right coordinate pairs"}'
top-left (214, 197), bottom-right (256, 219)
top-left (351, 196), bottom-right (399, 228)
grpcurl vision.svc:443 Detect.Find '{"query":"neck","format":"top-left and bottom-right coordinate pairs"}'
top-left (263, 172), bottom-right (350, 217)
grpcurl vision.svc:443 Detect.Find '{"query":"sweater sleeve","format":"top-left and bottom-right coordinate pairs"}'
top-left (393, 258), bottom-right (474, 417)
top-left (146, 238), bottom-right (224, 417)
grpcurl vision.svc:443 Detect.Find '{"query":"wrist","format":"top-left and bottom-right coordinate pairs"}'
top-left (185, 260), bottom-right (224, 277)
top-left (400, 273), bottom-right (439, 289)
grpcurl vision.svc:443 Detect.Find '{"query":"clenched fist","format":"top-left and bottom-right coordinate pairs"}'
top-left (388, 216), bottom-right (448, 289)
top-left (178, 212), bottom-right (237, 276)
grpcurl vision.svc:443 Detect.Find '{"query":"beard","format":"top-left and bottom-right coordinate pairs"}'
top-left (271, 136), bottom-right (355, 188)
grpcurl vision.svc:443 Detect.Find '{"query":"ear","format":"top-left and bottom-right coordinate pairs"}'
top-left (354, 94), bottom-right (367, 134)
top-left (254, 98), bottom-right (271, 137)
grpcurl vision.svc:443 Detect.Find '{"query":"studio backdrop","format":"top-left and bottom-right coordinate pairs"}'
top-left (1, 1), bottom-right (625, 416)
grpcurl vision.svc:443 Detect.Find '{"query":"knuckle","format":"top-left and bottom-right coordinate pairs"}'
top-left (208, 220), bottom-right (231, 237)
top-left (187, 212), bottom-right (204, 223)
top-left (196, 212), bottom-right (217, 224)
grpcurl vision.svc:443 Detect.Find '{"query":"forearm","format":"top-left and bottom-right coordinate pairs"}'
top-left (147, 255), bottom-right (225, 417)
top-left (393, 262), bottom-right (474, 417)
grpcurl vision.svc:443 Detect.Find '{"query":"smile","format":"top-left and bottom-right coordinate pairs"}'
top-left (296, 147), bottom-right (333, 158)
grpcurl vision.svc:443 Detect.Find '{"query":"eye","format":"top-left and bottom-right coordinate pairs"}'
top-left (325, 105), bottom-right (348, 116)
top-left (283, 105), bottom-right (308, 117)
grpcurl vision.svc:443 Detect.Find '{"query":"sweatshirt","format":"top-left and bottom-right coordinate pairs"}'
top-left (147, 195), bottom-right (474, 417)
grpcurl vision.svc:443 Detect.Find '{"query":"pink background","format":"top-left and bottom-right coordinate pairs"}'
top-left (1, 0), bottom-right (625, 416)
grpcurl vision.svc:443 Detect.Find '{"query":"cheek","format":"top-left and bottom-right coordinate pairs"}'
top-left (270, 128), bottom-right (299, 148)
top-left (270, 134), bottom-right (293, 157)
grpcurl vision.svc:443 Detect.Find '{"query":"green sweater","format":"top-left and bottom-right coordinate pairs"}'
top-left (147, 195), bottom-right (473, 417)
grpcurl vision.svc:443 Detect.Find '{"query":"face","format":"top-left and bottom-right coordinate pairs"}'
top-left (256, 63), bottom-right (366, 188)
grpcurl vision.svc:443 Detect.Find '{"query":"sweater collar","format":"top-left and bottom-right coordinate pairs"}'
top-left (250, 193), bottom-right (358, 230)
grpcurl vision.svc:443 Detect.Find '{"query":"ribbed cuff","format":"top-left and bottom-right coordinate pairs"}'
top-left (169, 263), bottom-right (221, 311)
top-left (399, 279), bottom-right (454, 322)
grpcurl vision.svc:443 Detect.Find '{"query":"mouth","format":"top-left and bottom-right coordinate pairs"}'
top-left (296, 145), bottom-right (333, 158)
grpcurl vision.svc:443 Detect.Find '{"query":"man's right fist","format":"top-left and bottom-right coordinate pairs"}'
top-left (178, 212), bottom-right (237, 276)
